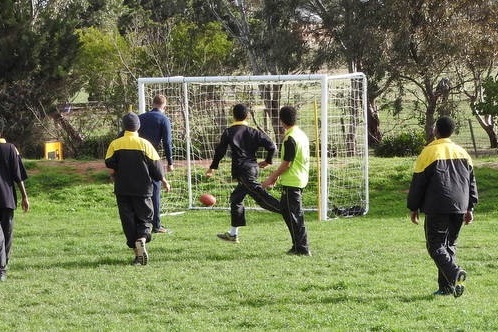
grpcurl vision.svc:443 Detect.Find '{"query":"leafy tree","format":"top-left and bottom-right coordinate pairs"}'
top-left (0, 0), bottom-right (82, 156)
top-left (204, 0), bottom-right (310, 143)
top-left (456, 1), bottom-right (498, 148)
top-left (472, 77), bottom-right (498, 147)
top-left (300, 0), bottom-right (397, 146)
top-left (169, 21), bottom-right (235, 76)
top-left (74, 27), bottom-right (133, 103)
top-left (386, 0), bottom-right (474, 141)
top-left (118, 1), bottom-right (236, 77)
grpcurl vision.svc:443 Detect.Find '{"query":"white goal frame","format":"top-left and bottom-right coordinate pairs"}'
top-left (138, 73), bottom-right (369, 220)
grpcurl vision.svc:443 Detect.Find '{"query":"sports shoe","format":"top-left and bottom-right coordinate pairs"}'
top-left (153, 227), bottom-right (173, 234)
top-left (286, 248), bottom-right (297, 255)
top-left (453, 269), bottom-right (466, 298)
top-left (0, 273), bottom-right (6, 282)
top-left (217, 232), bottom-right (239, 243)
top-left (286, 248), bottom-right (312, 256)
top-left (433, 287), bottom-right (452, 296)
top-left (132, 257), bottom-right (141, 266)
top-left (135, 238), bottom-right (148, 265)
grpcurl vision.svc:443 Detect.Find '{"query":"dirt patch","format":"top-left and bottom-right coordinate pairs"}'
top-left (33, 159), bottom-right (108, 176)
top-left (475, 161), bottom-right (498, 169)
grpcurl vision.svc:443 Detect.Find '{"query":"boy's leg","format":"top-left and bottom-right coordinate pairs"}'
top-left (239, 167), bottom-right (280, 214)
top-left (281, 187), bottom-right (310, 255)
top-left (217, 183), bottom-right (246, 243)
top-left (230, 182), bottom-right (248, 227)
top-left (132, 196), bottom-right (154, 242)
top-left (0, 209), bottom-right (14, 274)
top-left (116, 195), bottom-right (138, 248)
top-left (131, 196), bottom-right (154, 265)
top-left (424, 214), bottom-right (464, 290)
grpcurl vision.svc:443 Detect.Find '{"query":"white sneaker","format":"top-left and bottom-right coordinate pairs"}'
top-left (135, 238), bottom-right (148, 265)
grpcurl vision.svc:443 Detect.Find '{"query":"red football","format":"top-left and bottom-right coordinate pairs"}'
top-left (199, 193), bottom-right (216, 206)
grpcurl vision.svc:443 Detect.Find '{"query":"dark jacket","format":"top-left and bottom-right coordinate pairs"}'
top-left (209, 121), bottom-right (276, 178)
top-left (0, 139), bottom-right (28, 209)
top-left (138, 108), bottom-right (173, 166)
top-left (407, 138), bottom-right (478, 214)
top-left (105, 131), bottom-right (164, 196)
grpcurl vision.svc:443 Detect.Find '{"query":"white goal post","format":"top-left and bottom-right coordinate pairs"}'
top-left (137, 73), bottom-right (368, 220)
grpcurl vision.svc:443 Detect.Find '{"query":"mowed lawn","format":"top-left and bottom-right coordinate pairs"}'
top-left (0, 157), bottom-right (497, 331)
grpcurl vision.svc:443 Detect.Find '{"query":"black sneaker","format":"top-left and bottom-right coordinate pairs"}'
top-left (287, 249), bottom-right (312, 256)
top-left (286, 248), bottom-right (297, 255)
top-left (217, 232), bottom-right (239, 243)
top-left (453, 269), bottom-right (467, 298)
top-left (433, 287), bottom-right (452, 296)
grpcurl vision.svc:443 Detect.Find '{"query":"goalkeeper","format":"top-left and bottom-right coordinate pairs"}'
top-left (206, 104), bottom-right (280, 243)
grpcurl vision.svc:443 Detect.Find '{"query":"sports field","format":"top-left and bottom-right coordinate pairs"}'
top-left (1, 157), bottom-right (497, 331)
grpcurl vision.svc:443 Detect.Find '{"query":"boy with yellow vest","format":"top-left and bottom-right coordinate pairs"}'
top-left (262, 106), bottom-right (311, 256)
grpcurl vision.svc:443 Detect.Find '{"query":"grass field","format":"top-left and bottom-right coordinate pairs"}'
top-left (1, 157), bottom-right (497, 331)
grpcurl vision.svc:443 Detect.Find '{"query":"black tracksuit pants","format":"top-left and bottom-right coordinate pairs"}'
top-left (230, 164), bottom-right (280, 227)
top-left (424, 213), bottom-right (464, 289)
top-left (116, 195), bottom-right (153, 248)
top-left (281, 186), bottom-right (310, 254)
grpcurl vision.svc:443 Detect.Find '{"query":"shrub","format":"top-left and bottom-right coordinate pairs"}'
top-left (374, 131), bottom-right (426, 157)
top-left (77, 132), bottom-right (116, 159)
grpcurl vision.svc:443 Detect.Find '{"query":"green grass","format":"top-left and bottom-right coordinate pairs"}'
top-left (1, 157), bottom-right (498, 331)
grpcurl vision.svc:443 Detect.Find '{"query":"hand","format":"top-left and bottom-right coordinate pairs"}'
top-left (162, 180), bottom-right (171, 192)
top-left (206, 168), bottom-right (214, 178)
top-left (167, 164), bottom-right (174, 172)
top-left (464, 210), bottom-right (473, 224)
top-left (410, 210), bottom-right (419, 225)
top-left (258, 161), bottom-right (269, 169)
top-left (262, 177), bottom-right (276, 189)
top-left (21, 197), bottom-right (29, 212)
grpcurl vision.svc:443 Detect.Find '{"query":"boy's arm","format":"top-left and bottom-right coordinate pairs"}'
top-left (16, 181), bottom-right (29, 212)
top-left (207, 131), bottom-right (229, 177)
top-left (262, 160), bottom-right (291, 188)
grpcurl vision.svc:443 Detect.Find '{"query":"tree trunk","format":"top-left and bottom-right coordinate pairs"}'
top-left (50, 112), bottom-right (83, 157)
top-left (473, 113), bottom-right (498, 148)
top-left (424, 79), bottom-right (438, 142)
top-left (367, 99), bottom-right (381, 146)
top-left (259, 83), bottom-right (283, 146)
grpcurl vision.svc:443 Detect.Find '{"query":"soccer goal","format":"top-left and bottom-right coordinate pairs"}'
top-left (137, 73), bottom-right (368, 220)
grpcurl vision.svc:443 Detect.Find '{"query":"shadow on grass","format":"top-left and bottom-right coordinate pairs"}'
top-left (15, 256), bottom-right (131, 270)
top-left (237, 293), bottom-right (436, 308)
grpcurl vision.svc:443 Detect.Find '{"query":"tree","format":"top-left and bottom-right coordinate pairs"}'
top-left (74, 27), bottom-right (133, 103)
top-left (0, 0), bottom-right (83, 156)
top-left (386, 0), bottom-right (477, 141)
top-left (471, 77), bottom-right (498, 148)
top-left (298, 0), bottom-right (396, 150)
top-left (456, 1), bottom-right (498, 148)
top-left (204, 0), bottom-right (310, 143)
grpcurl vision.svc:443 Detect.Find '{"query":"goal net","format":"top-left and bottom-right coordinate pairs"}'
top-left (137, 74), bottom-right (368, 220)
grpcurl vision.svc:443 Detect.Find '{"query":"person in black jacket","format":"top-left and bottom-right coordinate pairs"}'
top-left (0, 122), bottom-right (29, 282)
top-left (206, 104), bottom-right (280, 243)
top-left (105, 112), bottom-right (170, 265)
top-left (407, 116), bottom-right (478, 297)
